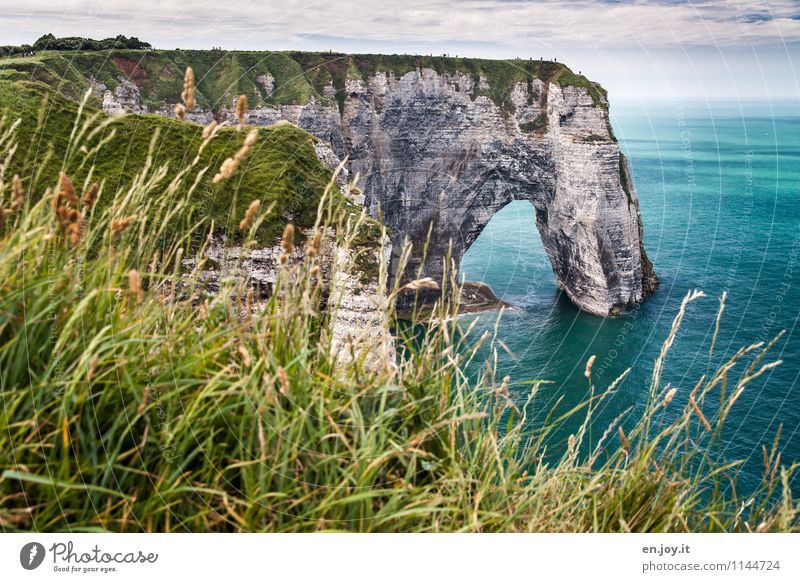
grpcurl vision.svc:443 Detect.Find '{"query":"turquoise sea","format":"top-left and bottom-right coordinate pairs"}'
top-left (460, 100), bottom-right (800, 494)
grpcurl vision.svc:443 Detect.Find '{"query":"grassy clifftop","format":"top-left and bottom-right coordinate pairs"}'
top-left (0, 49), bottom-right (608, 114)
top-left (0, 79), bottom-right (334, 245)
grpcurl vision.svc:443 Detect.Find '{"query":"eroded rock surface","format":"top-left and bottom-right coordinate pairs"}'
top-left (183, 231), bottom-right (395, 371)
top-left (231, 70), bottom-right (655, 315)
top-left (101, 64), bottom-right (657, 316)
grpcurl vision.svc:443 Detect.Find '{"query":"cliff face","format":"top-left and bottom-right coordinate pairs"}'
top-left (336, 72), bottom-right (656, 315)
top-left (210, 69), bottom-right (656, 316)
top-left (183, 230), bottom-right (396, 372)
top-left (14, 50), bottom-right (656, 316)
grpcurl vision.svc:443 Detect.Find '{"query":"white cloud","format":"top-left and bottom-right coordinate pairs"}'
top-left (1, 0), bottom-right (798, 49)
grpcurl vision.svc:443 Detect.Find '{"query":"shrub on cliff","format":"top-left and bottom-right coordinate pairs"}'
top-left (0, 44), bottom-right (33, 57)
top-left (31, 33), bottom-right (152, 52)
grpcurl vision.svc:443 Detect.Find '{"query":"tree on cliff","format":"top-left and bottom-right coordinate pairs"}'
top-left (30, 33), bottom-right (152, 51)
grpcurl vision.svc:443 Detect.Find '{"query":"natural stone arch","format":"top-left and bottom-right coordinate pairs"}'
top-left (362, 155), bottom-right (642, 316)
top-left (339, 71), bottom-right (657, 316)
top-left (77, 51), bottom-right (657, 315)
top-left (230, 65), bottom-right (659, 316)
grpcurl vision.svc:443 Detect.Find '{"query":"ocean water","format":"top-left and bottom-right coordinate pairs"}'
top-left (460, 100), bottom-right (800, 494)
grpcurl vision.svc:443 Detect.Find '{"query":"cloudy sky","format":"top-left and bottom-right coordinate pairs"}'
top-left (2, 0), bottom-right (798, 100)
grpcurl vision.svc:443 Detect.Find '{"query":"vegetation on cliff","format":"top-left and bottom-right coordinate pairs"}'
top-left (0, 42), bottom-right (608, 115)
top-left (0, 87), bottom-right (797, 532)
top-left (0, 80), bottom-right (334, 245)
top-left (0, 34), bottom-right (151, 58)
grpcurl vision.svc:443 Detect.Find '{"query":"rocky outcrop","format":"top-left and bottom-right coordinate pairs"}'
top-left (99, 59), bottom-right (657, 316)
top-left (96, 76), bottom-right (214, 123)
top-left (183, 231), bottom-right (395, 370)
top-left (219, 93), bottom-right (344, 156)
top-left (329, 244), bottom-right (395, 373)
top-left (95, 76), bottom-right (145, 115)
top-left (224, 69), bottom-right (655, 316)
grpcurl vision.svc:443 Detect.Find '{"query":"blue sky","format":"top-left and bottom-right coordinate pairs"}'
top-left (2, 0), bottom-right (798, 100)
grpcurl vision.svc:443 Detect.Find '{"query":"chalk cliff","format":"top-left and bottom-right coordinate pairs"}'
top-left (211, 72), bottom-right (655, 315)
top-left (86, 53), bottom-right (657, 316)
top-left (182, 229), bottom-right (396, 372)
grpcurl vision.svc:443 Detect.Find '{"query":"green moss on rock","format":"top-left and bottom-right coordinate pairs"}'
top-left (519, 113), bottom-right (548, 133)
top-left (640, 242), bottom-right (659, 296)
top-left (619, 152), bottom-right (633, 206)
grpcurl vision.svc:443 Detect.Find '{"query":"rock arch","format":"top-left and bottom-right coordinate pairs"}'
top-left (207, 66), bottom-right (658, 316)
top-left (336, 71), bottom-right (657, 315)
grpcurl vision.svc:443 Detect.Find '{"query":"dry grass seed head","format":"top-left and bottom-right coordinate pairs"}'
top-left (81, 182), bottom-right (99, 209)
top-left (202, 120), bottom-right (218, 140)
top-left (57, 172), bottom-right (78, 206)
top-left (689, 394), bottom-right (712, 432)
top-left (111, 215), bottom-right (136, 239)
top-left (182, 67), bottom-right (196, 110)
top-left (234, 130), bottom-right (258, 164)
top-left (244, 287), bottom-right (254, 322)
top-left (243, 128), bottom-right (257, 149)
top-left (238, 345), bottom-right (251, 368)
top-left (277, 367), bottom-right (290, 395)
top-left (239, 199), bottom-right (261, 231)
top-left (128, 269), bottom-right (142, 303)
top-left (282, 223), bottom-right (295, 254)
top-left (54, 172), bottom-right (83, 244)
top-left (213, 130), bottom-right (257, 183)
top-left (618, 426), bottom-right (630, 454)
top-left (307, 228), bottom-right (323, 257)
top-left (403, 277), bottom-right (439, 292)
top-left (212, 158), bottom-right (237, 183)
top-left (584, 355), bottom-right (596, 378)
top-left (11, 174), bottom-right (24, 211)
top-left (236, 94), bottom-right (248, 130)
top-left (87, 354), bottom-right (99, 381)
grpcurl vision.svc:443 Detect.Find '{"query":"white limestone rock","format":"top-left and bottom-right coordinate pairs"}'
top-left (99, 65), bottom-right (656, 316)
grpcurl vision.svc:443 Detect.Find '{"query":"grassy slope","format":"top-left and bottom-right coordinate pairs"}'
top-left (0, 49), bottom-right (608, 114)
top-left (0, 80), bottom-right (333, 245)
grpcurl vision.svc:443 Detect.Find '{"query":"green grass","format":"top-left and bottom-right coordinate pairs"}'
top-left (0, 79), bottom-right (336, 246)
top-left (0, 86), bottom-right (797, 533)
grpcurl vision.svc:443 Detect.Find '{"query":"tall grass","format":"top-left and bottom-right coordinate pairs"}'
top-left (0, 101), bottom-right (798, 533)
